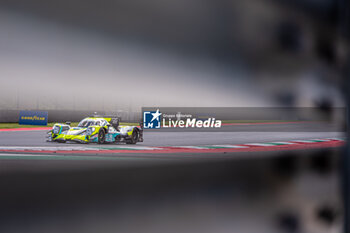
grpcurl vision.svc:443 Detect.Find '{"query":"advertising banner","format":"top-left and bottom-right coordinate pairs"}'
top-left (19, 110), bottom-right (48, 125)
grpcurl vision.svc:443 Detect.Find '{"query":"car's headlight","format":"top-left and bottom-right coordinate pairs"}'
top-left (86, 127), bottom-right (95, 135)
top-left (53, 126), bottom-right (60, 134)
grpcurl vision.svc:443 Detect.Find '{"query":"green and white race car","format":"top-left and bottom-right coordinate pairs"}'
top-left (47, 116), bottom-right (143, 144)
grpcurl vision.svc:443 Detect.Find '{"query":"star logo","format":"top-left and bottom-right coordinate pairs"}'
top-left (143, 109), bottom-right (162, 129)
top-left (150, 109), bottom-right (162, 122)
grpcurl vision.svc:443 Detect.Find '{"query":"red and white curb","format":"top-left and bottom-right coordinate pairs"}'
top-left (0, 138), bottom-right (345, 154)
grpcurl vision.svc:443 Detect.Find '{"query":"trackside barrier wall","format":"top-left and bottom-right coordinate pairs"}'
top-left (0, 110), bottom-right (141, 123)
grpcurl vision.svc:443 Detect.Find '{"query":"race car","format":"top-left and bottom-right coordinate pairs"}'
top-left (47, 116), bottom-right (143, 144)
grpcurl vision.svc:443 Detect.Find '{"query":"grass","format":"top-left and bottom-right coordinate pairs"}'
top-left (0, 122), bottom-right (139, 129)
top-left (0, 123), bottom-right (57, 129)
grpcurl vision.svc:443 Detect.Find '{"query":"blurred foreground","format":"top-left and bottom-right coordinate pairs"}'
top-left (0, 0), bottom-right (349, 232)
top-left (0, 148), bottom-right (343, 233)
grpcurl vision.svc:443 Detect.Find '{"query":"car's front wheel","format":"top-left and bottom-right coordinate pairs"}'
top-left (98, 129), bottom-right (106, 144)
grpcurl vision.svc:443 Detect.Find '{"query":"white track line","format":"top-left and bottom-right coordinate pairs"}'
top-left (291, 140), bottom-right (316, 143)
top-left (99, 146), bottom-right (163, 150)
top-left (170, 146), bottom-right (210, 149)
top-left (244, 143), bottom-right (275, 147)
top-left (210, 145), bottom-right (248, 148)
top-left (270, 142), bottom-right (295, 145)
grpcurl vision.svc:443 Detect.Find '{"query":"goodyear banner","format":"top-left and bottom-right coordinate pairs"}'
top-left (19, 110), bottom-right (48, 126)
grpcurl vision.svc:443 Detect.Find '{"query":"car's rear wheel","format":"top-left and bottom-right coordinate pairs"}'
top-left (114, 134), bottom-right (121, 143)
top-left (126, 129), bottom-right (138, 144)
top-left (98, 129), bottom-right (106, 144)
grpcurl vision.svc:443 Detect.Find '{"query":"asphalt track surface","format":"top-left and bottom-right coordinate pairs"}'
top-left (0, 123), bottom-right (344, 149)
top-left (0, 123), bottom-right (343, 146)
top-left (0, 124), bottom-right (345, 232)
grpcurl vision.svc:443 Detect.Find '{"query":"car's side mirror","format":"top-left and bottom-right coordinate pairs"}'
top-left (65, 121), bottom-right (71, 126)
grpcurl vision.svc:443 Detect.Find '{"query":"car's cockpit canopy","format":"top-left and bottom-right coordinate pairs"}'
top-left (77, 118), bottom-right (108, 128)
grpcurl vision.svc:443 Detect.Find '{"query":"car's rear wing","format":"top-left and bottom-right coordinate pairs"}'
top-left (91, 114), bottom-right (119, 120)
top-left (91, 114), bottom-right (117, 121)
top-left (92, 113), bottom-right (143, 128)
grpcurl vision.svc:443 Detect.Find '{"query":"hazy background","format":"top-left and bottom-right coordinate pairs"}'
top-left (0, 1), bottom-right (349, 233)
top-left (0, 0), bottom-right (347, 114)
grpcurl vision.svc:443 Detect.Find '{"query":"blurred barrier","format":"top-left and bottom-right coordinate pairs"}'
top-left (0, 110), bottom-right (141, 123)
top-left (0, 110), bottom-right (18, 123)
top-left (0, 108), bottom-right (345, 126)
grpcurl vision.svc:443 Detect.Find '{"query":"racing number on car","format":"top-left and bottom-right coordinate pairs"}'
top-left (106, 134), bottom-right (114, 141)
